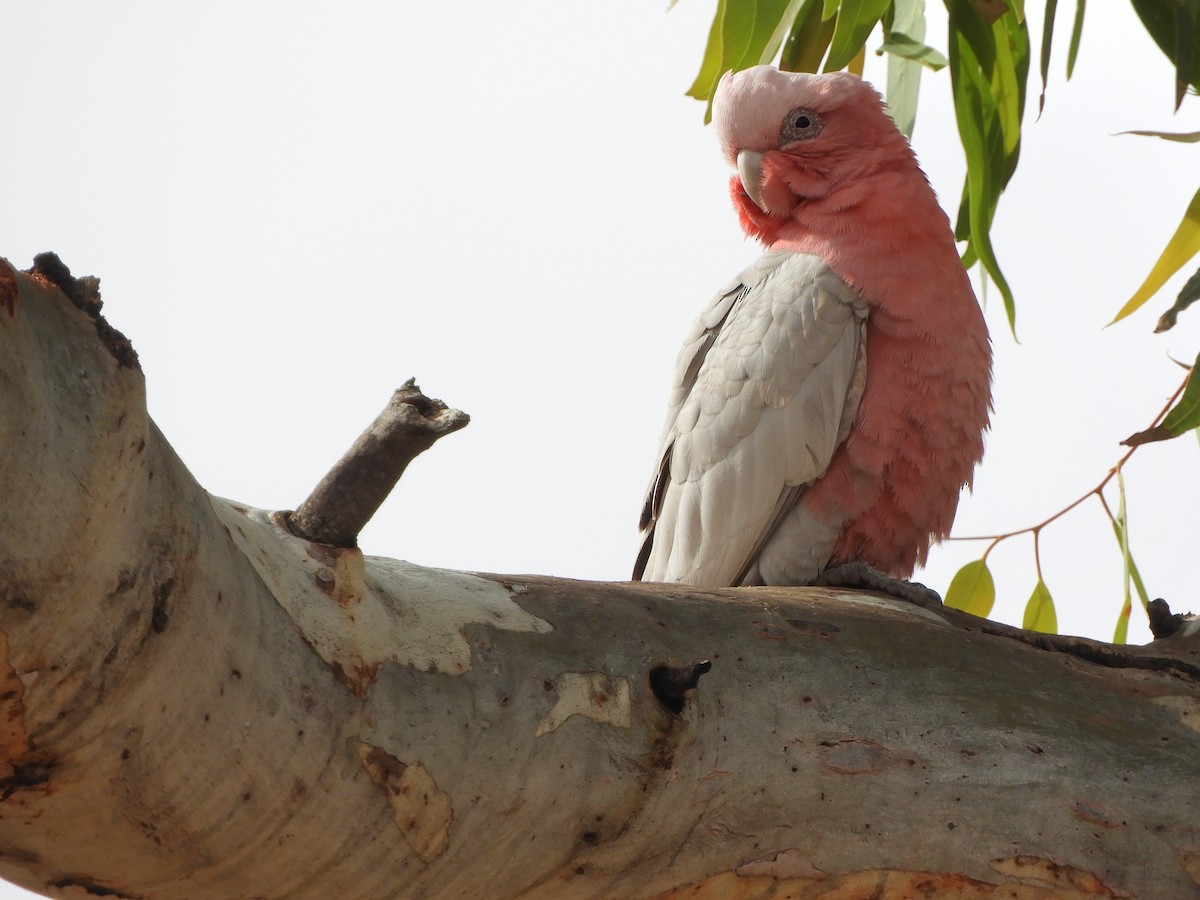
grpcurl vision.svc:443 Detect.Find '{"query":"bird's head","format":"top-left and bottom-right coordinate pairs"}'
top-left (712, 66), bottom-right (913, 243)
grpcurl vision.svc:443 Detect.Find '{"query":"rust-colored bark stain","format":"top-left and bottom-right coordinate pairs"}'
top-left (784, 619), bottom-right (841, 640)
top-left (24, 253), bottom-right (139, 368)
top-left (654, 862), bottom-right (1121, 898)
top-left (0, 633), bottom-right (31, 768)
top-left (1180, 852), bottom-right (1200, 885)
top-left (751, 621), bottom-right (788, 642)
top-left (356, 742), bottom-right (453, 863)
top-left (817, 738), bottom-right (900, 775)
top-left (1070, 798), bottom-right (1126, 829)
top-left (25, 269), bottom-right (55, 295)
top-left (305, 544), bottom-right (364, 608)
top-left (329, 660), bottom-right (380, 699)
top-left (0, 631), bottom-right (55, 802)
top-left (0, 631), bottom-right (33, 778)
top-left (0, 259), bottom-right (18, 318)
top-left (990, 856), bottom-right (1119, 896)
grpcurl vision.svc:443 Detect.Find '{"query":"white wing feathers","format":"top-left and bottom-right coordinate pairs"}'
top-left (636, 251), bottom-right (869, 588)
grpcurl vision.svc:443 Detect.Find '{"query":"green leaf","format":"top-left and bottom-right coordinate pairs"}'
top-left (1066, 0), bottom-right (1085, 78)
top-left (764, 0), bottom-right (813, 64)
top-left (1129, 0), bottom-right (1200, 109)
top-left (990, 13), bottom-right (1028, 163)
top-left (1156, 266), bottom-right (1200, 332)
top-left (882, 0), bottom-right (932, 138)
top-left (847, 43), bottom-right (868, 76)
top-left (1038, 0), bottom-right (1058, 115)
top-left (944, 558), bottom-right (996, 617)
top-left (686, 0), bottom-right (730, 104)
top-left (877, 32), bottom-right (949, 69)
top-left (1125, 541), bottom-right (1151, 614)
top-left (1113, 600), bottom-right (1131, 645)
top-left (1123, 354), bottom-right (1200, 445)
top-left (1118, 129), bottom-right (1200, 143)
top-left (825, 0), bottom-right (892, 72)
top-left (1109, 469), bottom-right (1149, 644)
top-left (1160, 361), bottom-right (1200, 435)
top-left (686, 0), bottom-right (803, 120)
top-left (1111, 187), bottom-right (1200, 325)
top-left (1022, 580), bottom-right (1058, 633)
top-left (1112, 479), bottom-right (1133, 645)
top-left (781, 0), bottom-right (838, 72)
top-left (950, 0), bottom-right (998, 74)
top-left (946, 1), bottom-right (1029, 337)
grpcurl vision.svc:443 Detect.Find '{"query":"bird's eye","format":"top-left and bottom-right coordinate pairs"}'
top-left (779, 107), bottom-right (823, 144)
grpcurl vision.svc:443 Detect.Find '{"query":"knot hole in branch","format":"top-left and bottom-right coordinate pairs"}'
top-left (649, 660), bottom-right (711, 714)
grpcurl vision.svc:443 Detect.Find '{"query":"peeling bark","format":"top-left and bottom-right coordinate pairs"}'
top-left (2, 256), bottom-right (1200, 898)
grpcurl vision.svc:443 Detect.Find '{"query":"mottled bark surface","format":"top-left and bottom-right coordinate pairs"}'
top-left (1, 257), bottom-right (1199, 899)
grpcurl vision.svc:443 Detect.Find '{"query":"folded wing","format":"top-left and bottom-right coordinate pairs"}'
top-left (635, 251), bottom-right (868, 587)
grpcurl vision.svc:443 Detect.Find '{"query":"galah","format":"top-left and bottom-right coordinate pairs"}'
top-left (634, 65), bottom-right (991, 590)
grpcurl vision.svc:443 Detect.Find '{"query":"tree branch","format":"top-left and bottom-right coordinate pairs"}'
top-left (3, 256), bottom-right (1200, 898)
top-left (286, 381), bottom-right (469, 547)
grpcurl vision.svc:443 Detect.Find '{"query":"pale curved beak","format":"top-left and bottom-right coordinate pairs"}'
top-left (736, 150), bottom-right (765, 211)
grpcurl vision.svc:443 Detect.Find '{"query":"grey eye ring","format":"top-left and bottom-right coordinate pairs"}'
top-left (779, 107), bottom-right (823, 144)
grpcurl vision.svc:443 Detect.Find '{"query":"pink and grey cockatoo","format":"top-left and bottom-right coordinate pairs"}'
top-left (633, 66), bottom-right (991, 591)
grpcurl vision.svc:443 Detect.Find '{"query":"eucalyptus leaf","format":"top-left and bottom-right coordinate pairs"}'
top-left (1113, 602), bottom-right (1132, 645)
top-left (1109, 469), bottom-right (1149, 644)
top-left (1156, 266), bottom-right (1200, 332)
top-left (1066, 0), bottom-right (1085, 78)
top-left (1038, 0), bottom-right (1058, 114)
top-left (1022, 580), bottom-right (1058, 633)
top-left (1111, 187), bottom-right (1200, 325)
top-left (686, 0), bottom-right (730, 105)
top-left (1121, 357), bottom-right (1200, 445)
top-left (877, 32), bottom-right (949, 69)
top-left (1120, 355), bottom-right (1200, 445)
top-left (944, 558), bottom-right (996, 618)
top-left (1108, 511), bottom-right (1151, 615)
top-left (883, 0), bottom-right (931, 138)
top-left (781, 0), bottom-right (837, 72)
top-left (1118, 129), bottom-right (1200, 143)
top-left (825, 0), bottom-right (892, 72)
top-left (686, 0), bottom-right (800, 119)
top-left (947, 10), bottom-right (1021, 335)
top-left (1129, 0), bottom-right (1200, 109)
top-left (1159, 360), bottom-right (1200, 437)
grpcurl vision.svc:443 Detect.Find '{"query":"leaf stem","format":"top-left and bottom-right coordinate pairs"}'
top-left (1032, 529), bottom-right (1043, 583)
top-left (950, 371), bottom-right (1190, 544)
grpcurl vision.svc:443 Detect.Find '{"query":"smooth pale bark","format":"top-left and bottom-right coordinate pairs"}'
top-left (1, 258), bottom-right (1200, 899)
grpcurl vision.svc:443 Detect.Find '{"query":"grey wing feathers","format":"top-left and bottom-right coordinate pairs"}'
top-left (637, 278), bottom-right (745, 534)
top-left (635, 251), bottom-right (868, 588)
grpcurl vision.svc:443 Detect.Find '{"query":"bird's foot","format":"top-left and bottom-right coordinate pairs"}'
top-left (814, 561), bottom-right (942, 611)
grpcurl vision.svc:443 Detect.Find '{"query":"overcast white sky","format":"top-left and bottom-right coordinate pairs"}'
top-left (1, 3), bottom-right (1198, 894)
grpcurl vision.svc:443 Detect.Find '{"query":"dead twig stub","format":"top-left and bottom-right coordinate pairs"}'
top-left (286, 380), bottom-right (469, 547)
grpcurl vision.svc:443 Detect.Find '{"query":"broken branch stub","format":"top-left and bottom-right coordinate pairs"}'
top-left (287, 381), bottom-right (469, 547)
